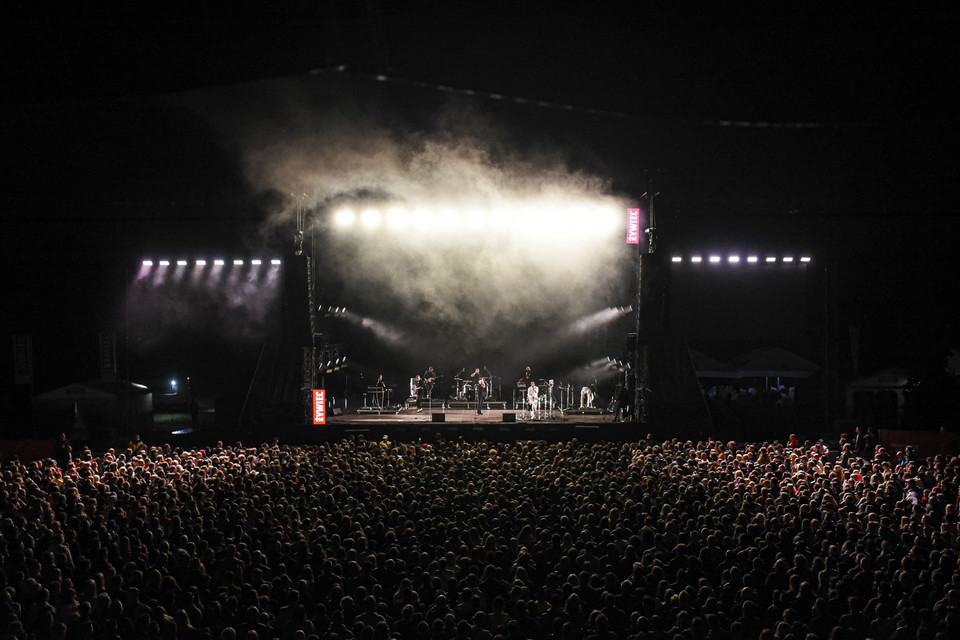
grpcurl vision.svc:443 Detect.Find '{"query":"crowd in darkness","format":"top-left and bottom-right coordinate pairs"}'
top-left (2, 434), bottom-right (959, 640)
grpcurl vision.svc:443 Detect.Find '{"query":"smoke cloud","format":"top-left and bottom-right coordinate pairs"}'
top-left (174, 76), bottom-right (636, 381)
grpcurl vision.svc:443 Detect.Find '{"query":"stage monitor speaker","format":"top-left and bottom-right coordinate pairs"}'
top-left (502, 413), bottom-right (516, 423)
top-left (431, 413), bottom-right (446, 422)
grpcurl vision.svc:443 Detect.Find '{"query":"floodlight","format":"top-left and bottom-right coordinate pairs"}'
top-left (233, 259), bottom-right (244, 266)
top-left (361, 209), bottom-right (382, 228)
top-left (196, 259), bottom-right (207, 266)
top-left (709, 256), bottom-right (721, 263)
top-left (271, 259), bottom-right (281, 265)
top-left (728, 255), bottom-right (740, 263)
top-left (334, 208), bottom-right (356, 227)
top-left (746, 256), bottom-right (758, 263)
top-left (251, 259), bottom-right (262, 265)
top-left (765, 256), bottom-right (777, 263)
top-left (214, 259), bottom-right (225, 266)
top-left (386, 207), bottom-right (408, 228)
top-left (800, 256), bottom-right (811, 263)
top-left (142, 260), bottom-right (154, 267)
top-left (671, 256), bottom-right (683, 263)
top-left (158, 260), bottom-right (170, 266)
top-left (690, 256), bottom-right (702, 263)
top-left (782, 256), bottom-right (794, 263)
top-left (177, 260), bottom-right (188, 266)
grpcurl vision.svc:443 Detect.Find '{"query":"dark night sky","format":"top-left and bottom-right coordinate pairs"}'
top-left (1, 3), bottom-right (957, 397)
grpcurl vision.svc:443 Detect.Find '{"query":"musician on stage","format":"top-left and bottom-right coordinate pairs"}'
top-left (527, 379), bottom-right (539, 418)
top-left (580, 382), bottom-right (595, 408)
top-left (373, 374), bottom-right (387, 408)
top-left (411, 374), bottom-right (424, 413)
top-left (422, 366), bottom-right (439, 399)
top-left (517, 366), bottom-right (534, 388)
top-left (471, 368), bottom-right (488, 415)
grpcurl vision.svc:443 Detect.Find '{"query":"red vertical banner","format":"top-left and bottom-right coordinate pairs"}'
top-left (313, 389), bottom-right (327, 425)
top-left (13, 334), bottom-right (33, 385)
top-left (627, 208), bottom-right (641, 244)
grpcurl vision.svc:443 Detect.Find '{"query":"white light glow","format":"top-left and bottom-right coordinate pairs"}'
top-left (766, 256), bottom-right (777, 263)
top-left (800, 256), bottom-right (811, 263)
top-left (335, 208), bottom-right (356, 227)
top-left (196, 259), bottom-right (207, 266)
top-left (728, 255), bottom-right (740, 263)
top-left (709, 256), bottom-right (721, 263)
top-left (251, 259), bottom-right (262, 265)
top-left (361, 209), bottom-right (382, 228)
top-left (747, 256), bottom-right (758, 263)
top-left (233, 259), bottom-right (244, 266)
top-left (142, 260), bottom-right (154, 267)
top-left (671, 256), bottom-right (682, 263)
top-left (177, 260), bottom-right (188, 266)
top-left (214, 259), bottom-right (225, 266)
top-left (690, 256), bottom-right (702, 263)
top-left (783, 256), bottom-right (794, 263)
top-left (158, 260), bottom-right (170, 266)
top-left (386, 207), bottom-right (408, 228)
top-left (271, 259), bottom-right (282, 265)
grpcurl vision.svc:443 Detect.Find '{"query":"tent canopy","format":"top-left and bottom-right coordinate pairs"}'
top-left (688, 347), bottom-right (742, 379)
top-left (730, 346), bottom-right (820, 379)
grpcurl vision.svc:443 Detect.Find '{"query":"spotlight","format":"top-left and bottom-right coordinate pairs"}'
top-left (158, 260), bottom-right (170, 266)
top-left (196, 259), bottom-right (207, 266)
top-left (142, 260), bottom-right (154, 267)
top-left (765, 256), bottom-right (777, 263)
top-left (334, 208), bottom-right (356, 227)
top-left (783, 256), bottom-right (794, 263)
top-left (690, 256), bottom-right (702, 263)
top-left (746, 256), bottom-right (758, 263)
top-left (176, 260), bottom-right (188, 266)
top-left (361, 209), bottom-right (382, 228)
top-left (671, 256), bottom-right (683, 263)
top-left (271, 259), bottom-right (282, 265)
top-left (386, 207), bottom-right (408, 229)
top-left (800, 256), bottom-right (811, 263)
top-left (214, 259), bottom-right (225, 266)
top-left (233, 259), bottom-right (244, 266)
top-left (251, 259), bottom-right (262, 266)
top-left (728, 255), bottom-right (740, 263)
top-left (709, 256), bottom-right (721, 263)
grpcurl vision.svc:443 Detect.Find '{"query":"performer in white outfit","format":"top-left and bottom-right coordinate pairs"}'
top-left (527, 379), bottom-right (539, 418)
top-left (580, 385), bottom-right (595, 408)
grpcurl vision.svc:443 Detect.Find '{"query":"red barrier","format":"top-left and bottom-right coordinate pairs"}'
top-left (878, 430), bottom-right (960, 457)
top-left (0, 440), bottom-right (55, 464)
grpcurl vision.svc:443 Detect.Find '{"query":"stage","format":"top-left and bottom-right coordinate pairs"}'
top-left (312, 403), bottom-right (641, 443)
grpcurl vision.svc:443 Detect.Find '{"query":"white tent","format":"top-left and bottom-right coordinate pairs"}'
top-left (688, 347), bottom-right (741, 379)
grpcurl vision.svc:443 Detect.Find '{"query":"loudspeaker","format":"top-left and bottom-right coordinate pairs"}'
top-left (431, 413), bottom-right (446, 422)
top-left (502, 413), bottom-right (516, 423)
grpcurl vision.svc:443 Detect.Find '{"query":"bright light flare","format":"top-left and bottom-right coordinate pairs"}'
top-left (361, 208), bottom-right (382, 228)
top-left (386, 207), bottom-right (408, 228)
top-left (334, 208), bottom-right (356, 227)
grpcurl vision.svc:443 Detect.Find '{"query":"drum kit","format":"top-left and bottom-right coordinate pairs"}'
top-left (514, 379), bottom-right (575, 419)
top-left (453, 372), bottom-right (494, 401)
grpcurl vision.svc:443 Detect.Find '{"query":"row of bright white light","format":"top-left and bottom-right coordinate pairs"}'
top-left (142, 259), bottom-right (282, 267)
top-left (671, 255), bottom-right (812, 264)
top-left (331, 204), bottom-right (622, 233)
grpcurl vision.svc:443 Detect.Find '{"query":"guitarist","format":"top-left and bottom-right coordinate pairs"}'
top-left (422, 366), bottom-right (440, 401)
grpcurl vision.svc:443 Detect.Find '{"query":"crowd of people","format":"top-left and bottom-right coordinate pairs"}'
top-left (1, 432), bottom-right (959, 639)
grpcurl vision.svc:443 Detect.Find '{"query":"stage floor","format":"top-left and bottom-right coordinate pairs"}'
top-left (344, 404), bottom-right (615, 425)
